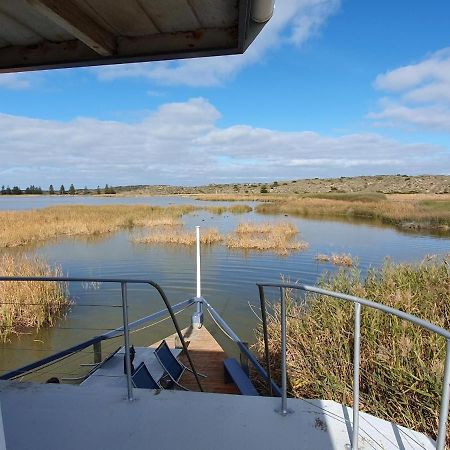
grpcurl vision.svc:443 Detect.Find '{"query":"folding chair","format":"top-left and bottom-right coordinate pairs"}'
top-left (132, 362), bottom-right (161, 390)
top-left (154, 340), bottom-right (206, 391)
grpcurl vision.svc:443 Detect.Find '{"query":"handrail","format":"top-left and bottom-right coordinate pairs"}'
top-left (202, 297), bottom-right (282, 397)
top-left (0, 297), bottom-right (195, 381)
top-left (0, 276), bottom-right (203, 395)
top-left (257, 281), bottom-right (450, 450)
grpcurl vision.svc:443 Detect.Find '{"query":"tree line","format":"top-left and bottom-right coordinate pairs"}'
top-left (1, 184), bottom-right (116, 195)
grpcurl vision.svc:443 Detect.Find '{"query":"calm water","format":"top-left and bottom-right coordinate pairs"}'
top-left (0, 196), bottom-right (449, 380)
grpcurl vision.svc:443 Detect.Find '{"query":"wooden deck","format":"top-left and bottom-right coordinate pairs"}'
top-left (152, 326), bottom-right (239, 394)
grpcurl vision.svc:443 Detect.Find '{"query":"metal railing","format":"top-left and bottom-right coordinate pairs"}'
top-left (0, 276), bottom-right (204, 397)
top-left (257, 281), bottom-right (450, 450)
top-left (201, 297), bottom-right (282, 397)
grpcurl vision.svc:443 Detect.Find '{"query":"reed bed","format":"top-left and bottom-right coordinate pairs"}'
top-left (315, 253), bottom-right (354, 266)
top-left (135, 227), bottom-right (222, 246)
top-left (226, 222), bottom-right (308, 255)
top-left (0, 254), bottom-right (70, 341)
top-left (227, 205), bottom-right (253, 214)
top-left (254, 256), bottom-right (450, 441)
top-left (0, 205), bottom-right (193, 248)
top-left (256, 195), bottom-right (450, 231)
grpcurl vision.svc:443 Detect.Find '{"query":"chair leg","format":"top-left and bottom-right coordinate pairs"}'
top-left (184, 366), bottom-right (207, 378)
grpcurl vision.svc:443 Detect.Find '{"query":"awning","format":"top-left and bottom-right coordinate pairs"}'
top-left (0, 0), bottom-right (273, 73)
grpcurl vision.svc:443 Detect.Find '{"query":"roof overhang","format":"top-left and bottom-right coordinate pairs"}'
top-left (0, 0), bottom-right (273, 74)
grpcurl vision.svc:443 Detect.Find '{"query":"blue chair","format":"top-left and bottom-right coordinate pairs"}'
top-left (132, 362), bottom-right (161, 390)
top-left (154, 340), bottom-right (206, 391)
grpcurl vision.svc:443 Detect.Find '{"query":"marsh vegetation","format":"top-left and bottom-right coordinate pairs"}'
top-left (255, 256), bottom-right (450, 441)
top-left (0, 254), bottom-right (70, 341)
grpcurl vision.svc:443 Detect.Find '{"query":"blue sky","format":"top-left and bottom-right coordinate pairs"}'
top-left (1, 0), bottom-right (450, 187)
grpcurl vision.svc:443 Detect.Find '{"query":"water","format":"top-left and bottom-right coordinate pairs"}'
top-left (0, 195), bottom-right (247, 210)
top-left (0, 196), bottom-right (449, 380)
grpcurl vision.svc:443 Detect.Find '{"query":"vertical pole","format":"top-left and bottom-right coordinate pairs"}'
top-left (352, 302), bottom-right (361, 449)
top-left (192, 226), bottom-right (203, 328)
top-left (121, 282), bottom-right (133, 402)
top-left (258, 285), bottom-right (273, 396)
top-left (196, 225), bottom-right (201, 299)
top-left (276, 287), bottom-right (292, 415)
top-left (93, 341), bottom-right (102, 364)
top-left (436, 339), bottom-right (450, 450)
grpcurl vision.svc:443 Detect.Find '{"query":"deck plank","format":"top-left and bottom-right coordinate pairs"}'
top-left (152, 326), bottom-right (239, 394)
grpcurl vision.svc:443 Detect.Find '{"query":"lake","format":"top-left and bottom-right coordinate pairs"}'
top-left (0, 195), bottom-right (449, 380)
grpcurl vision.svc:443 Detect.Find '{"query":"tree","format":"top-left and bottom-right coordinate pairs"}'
top-left (96, 185), bottom-right (101, 195)
top-left (12, 186), bottom-right (22, 195)
top-left (1, 185), bottom-right (5, 195)
top-left (83, 186), bottom-right (88, 195)
top-left (5, 186), bottom-right (11, 195)
top-left (49, 185), bottom-right (55, 195)
top-left (260, 184), bottom-right (268, 194)
top-left (69, 184), bottom-right (76, 195)
top-left (59, 185), bottom-right (66, 195)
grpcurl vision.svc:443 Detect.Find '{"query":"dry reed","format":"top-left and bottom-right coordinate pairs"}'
top-left (0, 205), bottom-right (192, 248)
top-left (135, 227), bottom-right (222, 246)
top-left (256, 195), bottom-right (450, 231)
top-left (227, 222), bottom-right (308, 255)
top-left (315, 253), bottom-right (354, 266)
top-left (0, 254), bottom-right (70, 341)
top-left (254, 256), bottom-right (450, 441)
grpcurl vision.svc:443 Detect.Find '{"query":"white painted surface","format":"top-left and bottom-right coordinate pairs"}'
top-left (0, 381), bottom-right (435, 450)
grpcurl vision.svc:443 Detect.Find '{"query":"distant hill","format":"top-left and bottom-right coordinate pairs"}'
top-left (114, 175), bottom-right (449, 196)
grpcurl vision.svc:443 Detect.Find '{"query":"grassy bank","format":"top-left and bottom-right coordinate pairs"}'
top-left (254, 256), bottom-right (450, 441)
top-left (255, 194), bottom-right (450, 231)
top-left (0, 254), bottom-right (70, 341)
top-left (0, 205), bottom-right (195, 248)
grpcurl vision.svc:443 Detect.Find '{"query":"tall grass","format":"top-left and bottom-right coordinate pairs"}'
top-left (0, 205), bottom-right (193, 248)
top-left (226, 222), bottom-right (308, 255)
top-left (0, 254), bottom-right (70, 341)
top-left (256, 196), bottom-right (450, 231)
top-left (254, 256), bottom-right (450, 441)
top-left (135, 227), bottom-right (222, 246)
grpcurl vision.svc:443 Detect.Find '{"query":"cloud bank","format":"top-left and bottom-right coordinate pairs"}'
top-left (0, 98), bottom-right (446, 187)
top-left (370, 48), bottom-right (450, 132)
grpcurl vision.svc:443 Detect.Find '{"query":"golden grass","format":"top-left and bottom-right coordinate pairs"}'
top-left (193, 194), bottom-right (282, 202)
top-left (0, 254), bottom-right (70, 341)
top-left (254, 256), bottom-right (450, 442)
top-left (227, 205), bottom-right (253, 214)
top-left (256, 195), bottom-right (450, 231)
top-left (226, 222), bottom-right (308, 255)
top-left (0, 205), bottom-right (193, 248)
top-left (135, 227), bottom-right (222, 246)
top-left (315, 253), bottom-right (354, 266)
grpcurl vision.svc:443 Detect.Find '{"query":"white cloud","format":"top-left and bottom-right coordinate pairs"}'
top-left (0, 73), bottom-right (32, 90)
top-left (0, 98), bottom-right (447, 187)
top-left (96, 0), bottom-right (340, 87)
top-left (370, 48), bottom-right (450, 131)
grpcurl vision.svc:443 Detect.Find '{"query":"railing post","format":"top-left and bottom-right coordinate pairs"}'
top-left (258, 285), bottom-right (273, 396)
top-left (93, 341), bottom-right (102, 364)
top-left (192, 225), bottom-right (203, 329)
top-left (276, 287), bottom-right (292, 415)
top-left (121, 282), bottom-right (134, 402)
top-left (436, 339), bottom-right (450, 450)
top-left (352, 302), bottom-right (361, 449)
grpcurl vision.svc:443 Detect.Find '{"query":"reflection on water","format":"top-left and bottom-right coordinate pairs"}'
top-left (0, 200), bottom-right (449, 380)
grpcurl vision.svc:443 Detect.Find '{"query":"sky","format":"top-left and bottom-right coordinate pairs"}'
top-left (1, 0), bottom-right (450, 188)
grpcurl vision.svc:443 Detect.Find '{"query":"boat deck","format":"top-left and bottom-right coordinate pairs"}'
top-left (153, 325), bottom-right (239, 394)
top-left (0, 381), bottom-right (435, 449)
